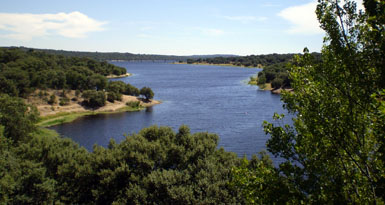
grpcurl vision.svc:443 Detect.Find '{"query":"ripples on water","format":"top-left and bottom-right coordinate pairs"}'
top-left (51, 62), bottom-right (291, 161)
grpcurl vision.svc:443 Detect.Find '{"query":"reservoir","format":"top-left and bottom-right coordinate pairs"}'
top-left (51, 62), bottom-right (290, 159)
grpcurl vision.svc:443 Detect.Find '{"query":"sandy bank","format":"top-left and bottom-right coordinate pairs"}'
top-left (106, 73), bottom-right (132, 79)
top-left (26, 89), bottom-right (160, 117)
top-left (271, 88), bottom-right (293, 94)
top-left (37, 95), bottom-right (160, 117)
top-left (248, 82), bottom-right (292, 94)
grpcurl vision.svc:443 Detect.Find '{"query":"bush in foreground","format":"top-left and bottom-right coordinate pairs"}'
top-left (0, 123), bottom-right (244, 204)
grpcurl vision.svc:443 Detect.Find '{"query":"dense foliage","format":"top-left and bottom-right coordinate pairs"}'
top-left (4, 47), bottom-right (236, 61)
top-left (0, 48), bottom-right (154, 109)
top-left (254, 53), bottom-right (321, 89)
top-left (0, 48), bottom-right (126, 97)
top-left (187, 52), bottom-right (321, 89)
top-left (140, 87), bottom-right (154, 101)
top-left (0, 95), bottom-right (39, 142)
top-left (2, 0), bottom-right (383, 203)
top-left (0, 95), bottom-right (245, 203)
top-left (81, 90), bottom-right (107, 108)
top-left (186, 53), bottom-right (298, 68)
top-left (256, 63), bottom-right (290, 89)
top-left (233, 0), bottom-right (385, 203)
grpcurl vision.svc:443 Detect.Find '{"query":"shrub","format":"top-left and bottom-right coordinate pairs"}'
top-left (257, 75), bottom-right (267, 85)
top-left (38, 90), bottom-right (44, 98)
top-left (140, 87), bottom-right (154, 101)
top-left (59, 97), bottom-right (70, 106)
top-left (107, 92), bottom-right (122, 103)
top-left (47, 94), bottom-right (57, 105)
top-left (271, 78), bottom-right (284, 89)
top-left (126, 101), bottom-right (140, 108)
top-left (264, 71), bottom-right (277, 83)
top-left (82, 90), bottom-right (106, 108)
top-left (75, 90), bottom-right (81, 97)
top-left (107, 81), bottom-right (126, 94)
top-left (125, 84), bottom-right (140, 96)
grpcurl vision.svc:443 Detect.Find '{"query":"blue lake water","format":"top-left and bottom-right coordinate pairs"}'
top-left (50, 62), bottom-right (290, 159)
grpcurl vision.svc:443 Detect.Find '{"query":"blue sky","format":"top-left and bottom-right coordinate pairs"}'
top-left (0, 0), bottom-right (338, 55)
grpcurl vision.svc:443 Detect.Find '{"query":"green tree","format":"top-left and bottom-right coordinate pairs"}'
top-left (107, 92), bottom-right (122, 103)
top-left (88, 74), bottom-right (108, 91)
top-left (0, 137), bottom-right (57, 204)
top-left (256, 74), bottom-right (266, 85)
top-left (0, 75), bottom-right (18, 96)
top-left (270, 78), bottom-right (284, 89)
top-left (82, 90), bottom-right (106, 108)
top-left (233, 0), bottom-right (385, 203)
top-left (0, 94), bottom-right (38, 142)
top-left (125, 83), bottom-right (140, 96)
top-left (88, 125), bottom-right (243, 204)
top-left (47, 94), bottom-right (57, 105)
top-left (106, 81), bottom-right (126, 94)
top-left (140, 87), bottom-right (154, 101)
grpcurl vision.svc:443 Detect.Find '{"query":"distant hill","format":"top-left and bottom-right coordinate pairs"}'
top-left (3, 47), bottom-right (238, 61)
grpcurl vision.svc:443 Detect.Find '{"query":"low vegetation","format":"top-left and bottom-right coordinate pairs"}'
top-left (0, 96), bottom-right (247, 203)
top-left (0, 0), bottom-right (384, 204)
top-left (0, 47), bottom-right (155, 114)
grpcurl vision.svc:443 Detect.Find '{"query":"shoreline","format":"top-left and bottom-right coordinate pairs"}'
top-left (172, 62), bottom-right (260, 68)
top-left (37, 99), bottom-right (161, 127)
top-left (106, 73), bottom-right (132, 79)
top-left (29, 90), bottom-right (161, 127)
top-left (248, 80), bottom-right (293, 94)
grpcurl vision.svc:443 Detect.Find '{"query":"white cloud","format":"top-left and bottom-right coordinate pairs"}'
top-left (201, 28), bottom-right (224, 36)
top-left (0, 12), bottom-right (107, 41)
top-left (278, 0), bottom-right (365, 35)
top-left (278, 1), bottom-right (322, 35)
top-left (223, 16), bottom-right (267, 24)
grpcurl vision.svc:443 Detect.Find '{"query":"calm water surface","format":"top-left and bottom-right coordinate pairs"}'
top-left (51, 62), bottom-right (290, 159)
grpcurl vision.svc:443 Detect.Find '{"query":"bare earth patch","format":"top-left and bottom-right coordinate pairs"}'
top-left (26, 89), bottom-right (160, 117)
top-left (106, 73), bottom-right (132, 79)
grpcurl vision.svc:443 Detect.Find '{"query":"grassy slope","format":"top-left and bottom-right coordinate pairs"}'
top-left (37, 105), bottom-right (143, 127)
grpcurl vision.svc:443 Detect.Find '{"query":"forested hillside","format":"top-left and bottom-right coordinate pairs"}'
top-left (186, 53), bottom-right (298, 67)
top-left (4, 47), bottom-right (237, 61)
top-left (0, 48), bottom-right (126, 97)
top-left (0, 0), bottom-right (384, 204)
top-left (186, 52), bottom-right (321, 90)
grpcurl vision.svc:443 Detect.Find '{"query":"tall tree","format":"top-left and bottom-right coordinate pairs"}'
top-left (233, 0), bottom-right (385, 203)
top-left (0, 94), bottom-right (38, 142)
top-left (140, 87), bottom-right (154, 101)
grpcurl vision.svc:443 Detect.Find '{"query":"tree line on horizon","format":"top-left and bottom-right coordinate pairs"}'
top-left (3, 47), bottom-right (239, 62)
top-left (0, 48), bottom-right (154, 108)
top-left (0, 0), bottom-right (384, 203)
top-left (186, 52), bottom-right (322, 90)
